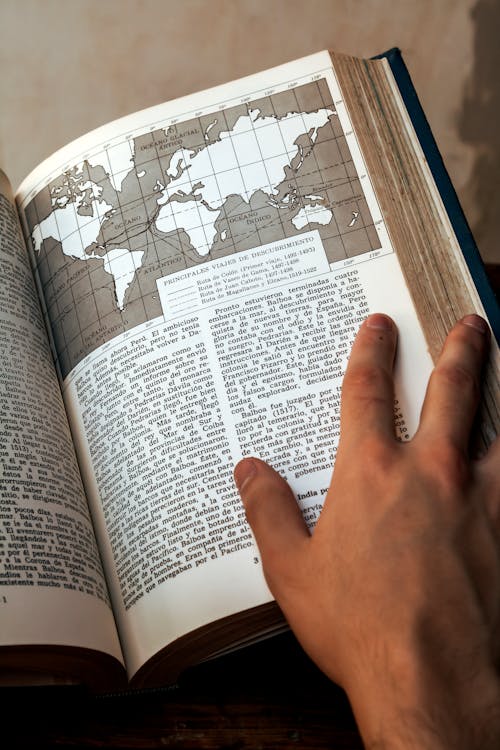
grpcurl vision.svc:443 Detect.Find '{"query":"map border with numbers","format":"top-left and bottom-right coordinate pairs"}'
top-left (23, 77), bottom-right (381, 379)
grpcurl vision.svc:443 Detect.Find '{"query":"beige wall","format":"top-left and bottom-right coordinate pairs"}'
top-left (0, 0), bottom-right (497, 262)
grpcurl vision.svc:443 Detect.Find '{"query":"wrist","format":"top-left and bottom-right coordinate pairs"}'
top-left (344, 655), bottom-right (500, 750)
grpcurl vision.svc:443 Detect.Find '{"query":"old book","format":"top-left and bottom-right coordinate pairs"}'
top-left (0, 48), bottom-right (498, 690)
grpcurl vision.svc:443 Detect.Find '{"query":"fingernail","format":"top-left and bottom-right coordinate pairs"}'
top-left (234, 458), bottom-right (257, 497)
top-left (365, 313), bottom-right (393, 331)
top-left (462, 314), bottom-right (489, 335)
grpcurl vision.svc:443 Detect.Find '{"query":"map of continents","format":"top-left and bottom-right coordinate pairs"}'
top-left (24, 79), bottom-right (380, 379)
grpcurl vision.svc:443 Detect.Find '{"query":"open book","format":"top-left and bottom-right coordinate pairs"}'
top-left (1, 49), bottom-right (499, 690)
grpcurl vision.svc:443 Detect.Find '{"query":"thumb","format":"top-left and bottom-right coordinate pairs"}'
top-left (233, 457), bottom-right (310, 590)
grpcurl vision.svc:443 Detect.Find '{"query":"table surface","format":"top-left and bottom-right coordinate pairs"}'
top-left (4, 265), bottom-right (499, 750)
top-left (4, 633), bottom-right (364, 749)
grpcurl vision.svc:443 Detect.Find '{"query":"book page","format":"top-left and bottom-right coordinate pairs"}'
top-left (0, 172), bottom-right (122, 667)
top-left (14, 55), bottom-right (433, 678)
top-left (64, 235), bottom-right (431, 679)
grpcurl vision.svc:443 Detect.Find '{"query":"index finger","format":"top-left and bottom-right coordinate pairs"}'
top-left (339, 314), bottom-right (398, 446)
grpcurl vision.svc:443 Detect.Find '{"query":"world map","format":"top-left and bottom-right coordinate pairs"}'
top-left (24, 79), bottom-right (380, 379)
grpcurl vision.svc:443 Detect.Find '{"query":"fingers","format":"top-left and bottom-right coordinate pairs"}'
top-left (340, 314), bottom-right (398, 445)
top-left (234, 457), bottom-right (309, 586)
top-left (480, 435), bottom-right (500, 483)
top-left (416, 315), bottom-right (490, 452)
top-left (477, 436), bottom-right (500, 531)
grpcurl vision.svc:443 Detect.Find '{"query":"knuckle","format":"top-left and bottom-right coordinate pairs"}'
top-left (433, 362), bottom-right (479, 397)
top-left (357, 434), bottom-right (395, 476)
top-left (262, 544), bottom-right (306, 597)
top-left (263, 546), bottom-right (291, 581)
top-left (421, 442), bottom-right (469, 496)
top-left (344, 363), bottom-right (392, 396)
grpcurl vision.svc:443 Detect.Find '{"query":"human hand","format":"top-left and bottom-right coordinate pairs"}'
top-left (234, 314), bottom-right (500, 749)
